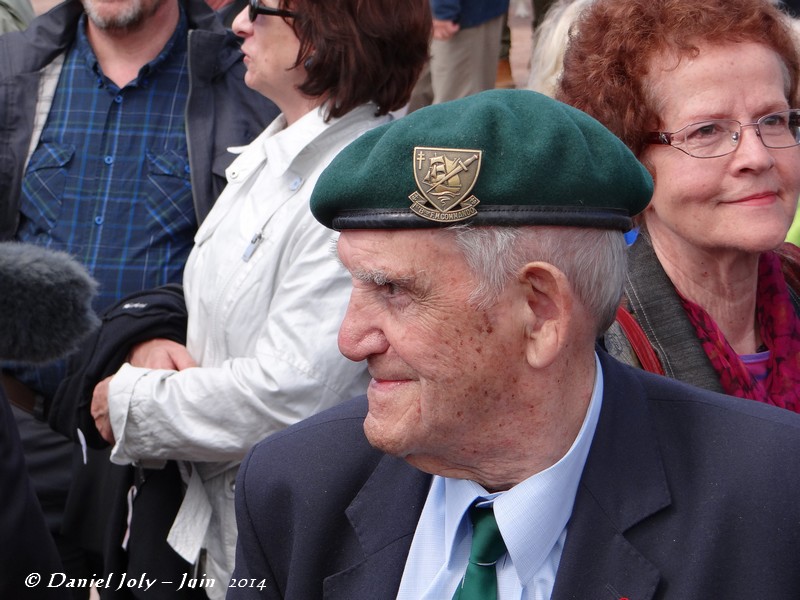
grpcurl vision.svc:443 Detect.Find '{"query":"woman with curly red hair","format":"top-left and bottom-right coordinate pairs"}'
top-left (558, 0), bottom-right (800, 409)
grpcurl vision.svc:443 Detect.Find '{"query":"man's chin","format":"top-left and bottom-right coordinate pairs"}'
top-left (363, 415), bottom-right (408, 458)
top-left (82, 0), bottom-right (163, 32)
top-left (86, 9), bottom-right (144, 31)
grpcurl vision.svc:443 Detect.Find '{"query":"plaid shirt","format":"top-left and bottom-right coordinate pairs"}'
top-left (14, 9), bottom-right (197, 398)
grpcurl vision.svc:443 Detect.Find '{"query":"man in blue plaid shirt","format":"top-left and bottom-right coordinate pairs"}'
top-left (0, 0), bottom-right (277, 596)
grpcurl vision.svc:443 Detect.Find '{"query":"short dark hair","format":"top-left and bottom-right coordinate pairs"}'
top-left (284, 0), bottom-right (431, 120)
top-left (556, 0), bottom-right (800, 158)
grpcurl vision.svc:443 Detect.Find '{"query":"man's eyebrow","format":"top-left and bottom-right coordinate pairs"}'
top-left (331, 249), bottom-right (417, 286)
top-left (350, 268), bottom-right (415, 287)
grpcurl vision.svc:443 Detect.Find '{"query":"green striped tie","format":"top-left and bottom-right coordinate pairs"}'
top-left (452, 504), bottom-right (507, 600)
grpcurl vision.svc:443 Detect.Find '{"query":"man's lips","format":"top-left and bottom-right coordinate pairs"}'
top-left (371, 377), bottom-right (411, 384)
top-left (369, 376), bottom-right (415, 390)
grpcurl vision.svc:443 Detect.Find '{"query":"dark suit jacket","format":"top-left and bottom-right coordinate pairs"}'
top-left (0, 386), bottom-right (68, 599)
top-left (230, 351), bottom-right (800, 599)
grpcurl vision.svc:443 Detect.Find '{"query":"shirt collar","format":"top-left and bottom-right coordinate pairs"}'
top-left (263, 104), bottom-right (380, 177)
top-left (75, 5), bottom-right (188, 90)
top-left (261, 108), bottom-right (324, 178)
top-left (225, 103), bottom-right (380, 181)
top-left (441, 352), bottom-right (605, 585)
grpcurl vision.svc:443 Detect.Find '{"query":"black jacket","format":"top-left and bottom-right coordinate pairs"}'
top-left (0, 386), bottom-right (68, 599)
top-left (49, 284), bottom-right (187, 447)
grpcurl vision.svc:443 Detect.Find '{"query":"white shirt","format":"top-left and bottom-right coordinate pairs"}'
top-left (396, 353), bottom-right (604, 600)
top-left (106, 104), bottom-right (385, 597)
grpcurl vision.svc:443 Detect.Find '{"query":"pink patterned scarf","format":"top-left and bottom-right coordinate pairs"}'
top-left (678, 250), bottom-right (800, 412)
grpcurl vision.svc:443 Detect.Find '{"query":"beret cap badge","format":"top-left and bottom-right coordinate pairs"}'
top-left (309, 90), bottom-right (653, 231)
top-left (409, 147), bottom-right (482, 223)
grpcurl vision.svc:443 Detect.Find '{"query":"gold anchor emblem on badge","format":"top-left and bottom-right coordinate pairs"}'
top-left (410, 147), bottom-right (482, 222)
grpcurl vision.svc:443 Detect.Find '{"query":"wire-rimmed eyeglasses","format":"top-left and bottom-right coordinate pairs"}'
top-left (248, 0), bottom-right (298, 22)
top-left (645, 109), bottom-right (800, 158)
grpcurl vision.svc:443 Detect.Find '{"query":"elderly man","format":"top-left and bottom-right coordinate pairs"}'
top-left (228, 90), bottom-right (800, 600)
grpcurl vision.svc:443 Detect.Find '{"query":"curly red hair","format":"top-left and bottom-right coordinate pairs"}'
top-left (556, 0), bottom-right (800, 158)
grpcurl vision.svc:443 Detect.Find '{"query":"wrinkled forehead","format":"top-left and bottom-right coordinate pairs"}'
top-left (336, 228), bottom-right (460, 274)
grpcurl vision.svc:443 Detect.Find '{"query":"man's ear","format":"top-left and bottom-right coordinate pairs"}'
top-left (517, 262), bottom-right (574, 369)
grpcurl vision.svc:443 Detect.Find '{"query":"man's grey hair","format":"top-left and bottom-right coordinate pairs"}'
top-left (449, 225), bottom-right (627, 334)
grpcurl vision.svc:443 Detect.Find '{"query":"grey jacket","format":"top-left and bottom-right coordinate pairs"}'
top-left (0, 0), bottom-right (278, 239)
top-left (0, 0), bottom-right (34, 33)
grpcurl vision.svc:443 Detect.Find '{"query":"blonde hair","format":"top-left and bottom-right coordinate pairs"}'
top-left (527, 0), bottom-right (594, 97)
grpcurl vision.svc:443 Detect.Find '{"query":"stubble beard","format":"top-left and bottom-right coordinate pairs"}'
top-left (82, 0), bottom-right (165, 32)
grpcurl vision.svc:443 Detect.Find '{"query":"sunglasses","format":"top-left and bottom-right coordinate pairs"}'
top-left (248, 0), bottom-right (298, 22)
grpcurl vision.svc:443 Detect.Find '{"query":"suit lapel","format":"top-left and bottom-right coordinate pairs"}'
top-left (552, 353), bottom-right (671, 600)
top-left (323, 454), bottom-right (432, 600)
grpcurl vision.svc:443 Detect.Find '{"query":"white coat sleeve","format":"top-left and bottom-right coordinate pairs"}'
top-left (106, 211), bottom-right (368, 465)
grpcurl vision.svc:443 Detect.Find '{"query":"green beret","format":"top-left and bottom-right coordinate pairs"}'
top-left (310, 89), bottom-right (652, 231)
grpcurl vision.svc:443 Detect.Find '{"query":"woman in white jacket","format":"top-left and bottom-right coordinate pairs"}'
top-left (89, 0), bottom-right (431, 594)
